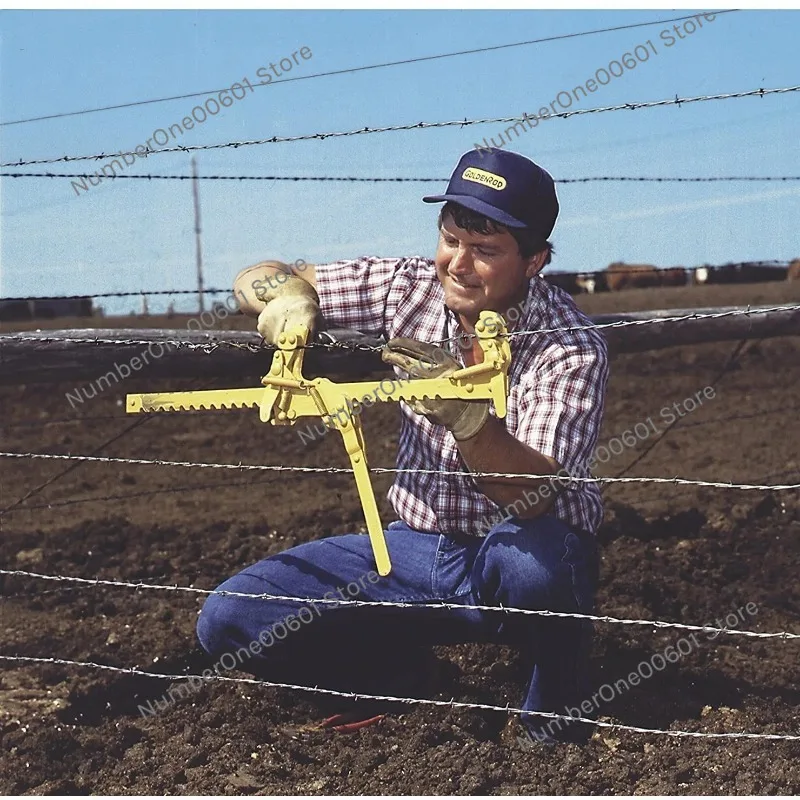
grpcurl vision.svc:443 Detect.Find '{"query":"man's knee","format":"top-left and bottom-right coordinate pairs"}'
top-left (196, 589), bottom-right (254, 657)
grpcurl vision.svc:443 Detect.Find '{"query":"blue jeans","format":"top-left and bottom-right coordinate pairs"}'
top-left (197, 515), bottom-right (598, 738)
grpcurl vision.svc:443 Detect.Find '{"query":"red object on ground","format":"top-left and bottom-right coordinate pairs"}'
top-left (317, 712), bottom-right (386, 733)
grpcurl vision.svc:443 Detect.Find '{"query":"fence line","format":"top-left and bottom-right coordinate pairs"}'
top-left (3, 304), bottom-right (799, 355)
top-left (2, 461), bottom-right (795, 516)
top-left (3, 85), bottom-right (798, 168)
top-left (3, 567), bottom-right (799, 641)
top-left (4, 172), bottom-right (800, 184)
top-left (1, 653), bottom-right (797, 741)
top-left (2, 451), bottom-right (799, 492)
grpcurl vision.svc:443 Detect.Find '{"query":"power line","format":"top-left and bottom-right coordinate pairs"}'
top-left (3, 84), bottom-right (798, 169)
top-left (4, 172), bottom-right (800, 183)
top-left (0, 11), bottom-right (738, 128)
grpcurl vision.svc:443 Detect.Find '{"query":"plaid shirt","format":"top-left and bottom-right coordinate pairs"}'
top-left (316, 257), bottom-right (609, 537)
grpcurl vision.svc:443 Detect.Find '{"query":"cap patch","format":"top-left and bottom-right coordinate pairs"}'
top-left (462, 167), bottom-right (507, 191)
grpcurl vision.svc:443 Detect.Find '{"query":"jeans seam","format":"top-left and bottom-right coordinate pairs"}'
top-left (562, 531), bottom-right (585, 613)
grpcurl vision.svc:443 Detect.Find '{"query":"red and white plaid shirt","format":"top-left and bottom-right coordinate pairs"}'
top-left (316, 257), bottom-right (609, 537)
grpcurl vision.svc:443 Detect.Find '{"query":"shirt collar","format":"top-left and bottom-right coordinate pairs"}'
top-left (443, 277), bottom-right (547, 343)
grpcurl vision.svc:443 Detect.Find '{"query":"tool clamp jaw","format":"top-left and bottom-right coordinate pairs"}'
top-left (127, 311), bottom-right (511, 576)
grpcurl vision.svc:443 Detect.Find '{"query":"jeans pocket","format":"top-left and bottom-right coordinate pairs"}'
top-left (432, 535), bottom-right (475, 599)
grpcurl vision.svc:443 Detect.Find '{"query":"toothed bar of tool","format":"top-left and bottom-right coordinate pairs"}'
top-left (126, 311), bottom-right (511, 576)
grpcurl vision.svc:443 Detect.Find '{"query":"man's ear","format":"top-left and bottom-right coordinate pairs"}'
top-left (524, 248), bottom-right (549, 279)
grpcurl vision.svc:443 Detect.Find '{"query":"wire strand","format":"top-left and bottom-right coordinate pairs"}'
top-left (5, 173), bottom-right (800, 183)
top-left (2, 304), bottom-right (798, 353)
top-left (0, 11), bottom-right (738, 128)
top-left (3, 567), bottom-right (798, 640)
top-left (3, 84), bottom-right (798, 168)
top-left (1, 451), bottom-right (798, 491)
top-left (1, 653), bottom-right (798, 741)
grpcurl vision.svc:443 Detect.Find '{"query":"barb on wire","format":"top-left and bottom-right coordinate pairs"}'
top-left (1, 450), bottom-right (799, 491)
top-left (2, 84), bottom-right (798, 168)
top-left (4, 172), bottom-right (800, 183)
top-left (3, 567), bottom-right (799, 640)
top-left (1, 653), bottom-right (798, 741)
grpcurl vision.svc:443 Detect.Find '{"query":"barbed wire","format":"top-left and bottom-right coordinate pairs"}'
top-left (3, 85), bottom-right (798, 169)
top-left (2, 262), bottom-right (794, 304)
top-left (4, 172), bottom-right (800, 183)
top-left (1, 571), bottom-right (172, 600)
top-left (2, 303), bottom-right (798, 355)
top-left (2, 454), bottom-right (795, 517)
top-left (0, 287), bottom-right (232, 301)
top-left (3, 567), bottom-right (799, 640)
top-left (1, 652), bottom-right (798, 741)
top-left (2, 451), bottom-right (798, 491)
top-left (1, 11), bottom-right (737, 128)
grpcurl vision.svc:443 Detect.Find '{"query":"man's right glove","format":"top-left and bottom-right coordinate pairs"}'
top-left (382, 338), bottom-right (489, 441)
top-left (255, 273), bottom-right (321, 344)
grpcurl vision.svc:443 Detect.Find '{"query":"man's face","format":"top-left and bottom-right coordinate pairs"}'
top-left (434, 211), bottom-right (545, 328)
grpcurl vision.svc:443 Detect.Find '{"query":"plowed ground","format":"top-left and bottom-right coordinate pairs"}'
top-left (1, 280), bottom-right (799, 795)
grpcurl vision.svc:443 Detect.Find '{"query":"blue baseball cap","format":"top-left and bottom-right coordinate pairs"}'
top-left (423, 148), bottom-right (559, 239)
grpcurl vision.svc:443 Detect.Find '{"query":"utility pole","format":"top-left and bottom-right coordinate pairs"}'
top-left (191, 157), bottom-right (205, 313)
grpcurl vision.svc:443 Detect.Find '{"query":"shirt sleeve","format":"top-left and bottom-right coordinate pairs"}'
top-left (314, 256), bottom-right (430, 336)
top-left (513, 331), bottom-right (609, 478)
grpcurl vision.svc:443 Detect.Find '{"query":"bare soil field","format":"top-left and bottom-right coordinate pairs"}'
top-left (1, 280), bottom-right (799, 795)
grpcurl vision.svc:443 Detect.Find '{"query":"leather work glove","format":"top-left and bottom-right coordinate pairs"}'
top-left (255, 273), bottom-right (322, 344)
top-left (381, 338), bottom-right (489, 441)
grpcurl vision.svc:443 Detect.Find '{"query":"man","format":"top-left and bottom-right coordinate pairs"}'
top-left (197, 148), bottom-right (608, 743)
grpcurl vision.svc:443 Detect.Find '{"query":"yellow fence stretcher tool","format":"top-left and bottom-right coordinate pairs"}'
top-left (127, 311), bottom-right (511, 576)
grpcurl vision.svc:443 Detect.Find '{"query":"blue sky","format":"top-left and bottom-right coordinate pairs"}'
top-left (1, 9), bottom-right (798, 314)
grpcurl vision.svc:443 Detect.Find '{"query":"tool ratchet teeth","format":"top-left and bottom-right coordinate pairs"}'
top-left (135, 399), bottom-right (259, 412)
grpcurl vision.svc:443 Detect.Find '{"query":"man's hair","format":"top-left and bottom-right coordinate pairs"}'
top-left (438, 201), bottom-right (554, 265)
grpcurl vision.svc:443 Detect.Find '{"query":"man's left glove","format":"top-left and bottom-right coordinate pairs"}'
top-left (381, 338), bottom-right (489, 441)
